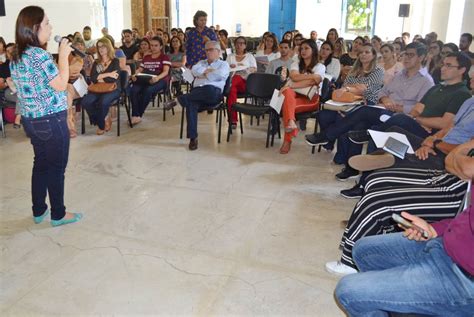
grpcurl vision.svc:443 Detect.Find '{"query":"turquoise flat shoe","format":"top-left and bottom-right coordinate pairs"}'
top-left (33, 209), bottom-right (50, 224)
top-left (51, 213), bottom-right (83, 227)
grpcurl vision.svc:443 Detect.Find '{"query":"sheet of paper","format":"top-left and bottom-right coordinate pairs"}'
top-left (136, 73), bottom-right (157, 78)
top-left (269, 89), bottom-right (285, 113)
top-left (379, 114), bottom-right (392, 122)
top-left (255, 55), bottom-right (269, 63)
top-left (367, 129), bottom-right (415, 154)
top-left (226, 48), bottom-right (232, 55)
top-left (182, 67), bottom-right (194, 84)
top-left (324, 99), bottom-right (362, 107)
top-left (73, 75), bottom-right (88, 97)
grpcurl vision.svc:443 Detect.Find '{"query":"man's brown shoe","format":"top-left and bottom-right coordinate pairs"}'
top-left (164, 100), bottom-right (177, 110)
top-left (189, 138), bottom-right (198, 150)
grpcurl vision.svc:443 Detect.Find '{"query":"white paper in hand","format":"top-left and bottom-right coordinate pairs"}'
top-left (73, 75), bottom-right (88, 97)
top-left (269, 89), bottom-right (285, 113)
top-left (182, 67), bottom-right (194, 84)
top-left (367, 129), bottom-right (415, 154)
top-left (226, 48), bottom-right (232, 55)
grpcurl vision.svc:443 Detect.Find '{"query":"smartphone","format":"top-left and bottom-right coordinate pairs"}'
top-left (392, 213), bottom-right (429, 239)
top-left (468, 148), bottom-right (474, 157)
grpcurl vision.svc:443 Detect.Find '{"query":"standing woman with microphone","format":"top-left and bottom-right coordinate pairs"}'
top-left (10, 6), bottom-right (83, 226)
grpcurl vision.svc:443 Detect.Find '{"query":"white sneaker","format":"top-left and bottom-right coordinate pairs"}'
top-left (325, 261), bottom-right (358, 276)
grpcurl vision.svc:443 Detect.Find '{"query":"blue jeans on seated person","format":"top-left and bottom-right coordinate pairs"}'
top-left (22, 110), bottom-right (70, 221)
top-left (335, 233), bottom-right (474, 317)
top-left (131, 79), bottom-right (167, 117)
top-left (177, 85), bottom-right (222, 139)
top-left (372, 113), bottom-right (432, 139)
top-left (316, 109), bottom-right (343, 151)
top-left (81, 89), bottom-right (121, 130)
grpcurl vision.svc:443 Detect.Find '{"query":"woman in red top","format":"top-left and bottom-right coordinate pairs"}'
top-left (130, 36), bottom-right (171, 125)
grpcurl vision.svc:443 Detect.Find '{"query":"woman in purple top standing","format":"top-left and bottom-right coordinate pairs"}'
top-left (185, 10), bottom-right (217, 68)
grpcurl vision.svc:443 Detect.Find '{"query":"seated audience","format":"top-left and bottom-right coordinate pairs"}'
top-left (177, 30), bottom-right (186, 44)
top-left (175, 41), bottom-right (229, 150)
top-left (326, 28), bottom-right (339, 46)
top-left (279, 39), bottom-right (325, 154)
top-left (306, 43), bottom-right (384, 154)
top-left (319, 41), bottom-right (341, 81)
top-left (370, 35), bottom-right (382, 61)
top-left (130, 36), bottom-right (170, 125)
top-left (133, 38), bottom-right (151, 63)
top-left (459, 32), bottom-right (472, 55)
top-left (104, 35), bottom-right (127, 72)
top-left (162, 31), bottom-right (171, 54)
top-left (0, 43), bottom-right (20, 127)
top-left (65, 40), bottom-right (84, 138)
top-left (226, 36), bottom-right (257, 127)
top-left (266, 39), bottom-right (294, 79)
top-left (0, 37), bottom-right (6, 62)
top-left (333, 37), bottom-right (347, 59)
top-left (392, 40), bottom-right (403, 61)
top-left (340, 36), bottom-right (365, 66)
top-left (167, 36), bottom-right (186, 96)
top-left (132, 27), bottom-right (141, 42)
top-left (120, 29), bottom-right (139, 62)
top-left (255, 33), bottom-right (280, 73)
top-left (81, 38), bottom-right (121, 135)
top-left (291, 33), bottom-right (304, 61)
top-left (83, 26), bottom-right (97, 54)
top-left (218, 29), bottom-right (231, 59)
top-left (282, 31), bottom-right (293, 45)
top-left (427, 40), bottom-right (443, 75)
top-left (379, 43), bottom-right (403, 85)
top-left (335, 140), bottom-right (474, 316)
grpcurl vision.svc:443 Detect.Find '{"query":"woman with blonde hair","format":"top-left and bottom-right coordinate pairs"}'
top-left (333, 37), bottom-right (347, 59)
top-left (255, 32), bottom-right (280, 72)
top-left (81, 37), bottom-right (121, 135)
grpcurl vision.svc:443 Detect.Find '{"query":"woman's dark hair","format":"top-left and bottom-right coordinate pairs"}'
top-left (354, 36), bottom-right (366, 44)
top-left (169, 36), bottom-right (184, 53)
top-left (282, 31), bottom-right (293, 44)
top-left (0, 37), bottom-right (6, 51)
top-left (12, 5), bottom-right (46, 62)
top-left (380, 43), bottom-right (394, 53)
top-left (292, 34), bottom-right (304, 48)
top-left (219, 29), bottom-right (228, 38)
top-left (320, 41), bottom-right (334, 67)
top-left (326, 28), bottom-right (339, 43)
top-left (150, 36), bottom-right (164, 47)
top-left (193, 10), bottom-right (207, 27)
top-left (298, 39), bottom-right (319, 74)
top-left (233, 36), bottom-right (247, 53)
top-left (443, 42), bottom-right (459, 53)
top-left (177, 30), bottom-right (187, 42)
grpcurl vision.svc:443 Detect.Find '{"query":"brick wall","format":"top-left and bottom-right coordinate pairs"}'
top-left (131, 0), bottom-right (168, 35)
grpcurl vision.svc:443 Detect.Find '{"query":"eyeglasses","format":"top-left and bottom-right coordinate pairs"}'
top-left (441, 63), bottom-right (460, 69)
top-left (404, 52), bottom-right (417, 58)
top-left (205, 48), bottom-right (217, 52)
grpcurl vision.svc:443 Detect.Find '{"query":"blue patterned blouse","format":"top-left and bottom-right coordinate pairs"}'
top-left (185, 27), bottom-right (217, 67)
top-left (10, 46), bottom-right (67, 118)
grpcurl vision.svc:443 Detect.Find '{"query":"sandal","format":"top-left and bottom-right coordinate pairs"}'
top-left (279, 140), bottom-right (292, 154)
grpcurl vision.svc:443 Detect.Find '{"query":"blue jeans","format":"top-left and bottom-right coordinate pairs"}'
top-left (336, 233), bottom-right (474, 316)
top-left (131, 79), bottom-right (167, 117)
top-left (177, 85), bottom-right (222, 139)
top-left (81, 89), bottom-right (121, 130)
top-left (22, 110), bottom-right (70, 220)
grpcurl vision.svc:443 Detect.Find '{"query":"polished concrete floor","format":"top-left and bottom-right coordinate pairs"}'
top-left (0, 106), bottom-right (358, 316)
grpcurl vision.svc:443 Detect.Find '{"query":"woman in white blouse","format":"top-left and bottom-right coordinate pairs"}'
top-left (319, 41), bottom-right (341, 81)
top-left (279, 39), bottom-right (325, 154)
top-left (227, 36), bottom-right (257, 127)
top-left (255, 33), bottom-right (280, 73)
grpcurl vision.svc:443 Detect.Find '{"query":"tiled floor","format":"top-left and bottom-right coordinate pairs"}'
top-left (0, 106), bottom-right (357, 316)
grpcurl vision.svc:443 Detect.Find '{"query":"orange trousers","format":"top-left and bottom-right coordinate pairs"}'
top-left (281, 88), bottom-right (319, 142)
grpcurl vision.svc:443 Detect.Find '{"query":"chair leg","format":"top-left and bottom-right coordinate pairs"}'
top-left (226, 108), bottom-right (232, 142)
top-left (125, 96), bottom-right (133, 128)
top-left (81, 106), bottom-right (85, 134)
top-left (0, 109), bottom-right (5, 138)
top-left (117, 102), bottom-right (121, 136)
top-left (179, 106), bottom-right (185, 139)
top-left (218, 107), bottom-right (222, 143)
top-left (265, 112), bottom-right (272, 148)
top-left (239, 112), bottom-right (243, 134)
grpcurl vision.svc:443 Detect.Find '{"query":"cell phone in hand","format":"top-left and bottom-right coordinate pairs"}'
top-left (392, 213), bottom-right (429, 239)
top-left (468, 148), bottom-right (474, 157)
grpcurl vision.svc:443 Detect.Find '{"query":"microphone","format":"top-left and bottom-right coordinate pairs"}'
top-left (54, 35), bottom-right (86, 58)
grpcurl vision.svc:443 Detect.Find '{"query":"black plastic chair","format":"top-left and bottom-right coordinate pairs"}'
top-left (179, 76), bottom-right (231, 144)
top-left (81, 70), bottom-right (132, 136)
top-left (228, 73), bottom-right (281, 147)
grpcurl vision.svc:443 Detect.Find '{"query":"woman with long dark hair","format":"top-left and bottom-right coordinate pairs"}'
top-left (319, 41), bottom-right (341, 81)
top-left (279, 39), bottom-right (325, 154)
top-left (10, 6), bottom-right (82, 226)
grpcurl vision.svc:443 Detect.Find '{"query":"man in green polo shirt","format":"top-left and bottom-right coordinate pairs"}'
top-left (370, 52), bottom-right (471, 139)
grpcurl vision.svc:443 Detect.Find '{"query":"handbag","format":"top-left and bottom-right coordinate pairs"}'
top-left (332, 90), bottom-right (363, 103)
top-left (287, 80), bottom-right (319, 100)
top-left (88, 82), bottom-right (117, 94)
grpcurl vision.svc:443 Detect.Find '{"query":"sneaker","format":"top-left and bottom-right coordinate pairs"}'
top-left (335, 167), bottom-right (359, 181)
top-left (325, 261), bottom-right (358, 276)
top-left (349, 152), bottom-right (395, 172)
top-left (348, 130), bottom-right (370, 144)
top-left (305, 133), bottom-right (329, 146)
top-left (340, 183), bottom-right (364, 199)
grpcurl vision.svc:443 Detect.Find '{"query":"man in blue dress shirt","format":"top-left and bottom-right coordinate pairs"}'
top-left (175, 40), bottom-right (229, 150)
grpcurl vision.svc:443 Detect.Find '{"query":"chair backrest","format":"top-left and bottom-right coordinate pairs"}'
top-left (320, 77), bottom-right (331, 102)
top-left (119, 70), bottom-right (129, 92)
top-left (245, 73), bottom-right (281, 99)
top-left (222, 75), bottom-right (232, 97)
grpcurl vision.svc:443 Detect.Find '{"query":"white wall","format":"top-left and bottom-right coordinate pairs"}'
top-left (169, 0), bottom-right (269, 37)
top-left (0, 0), bottom-right (132, 52)
top-left (296, 0), bottom-right (343, 40)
